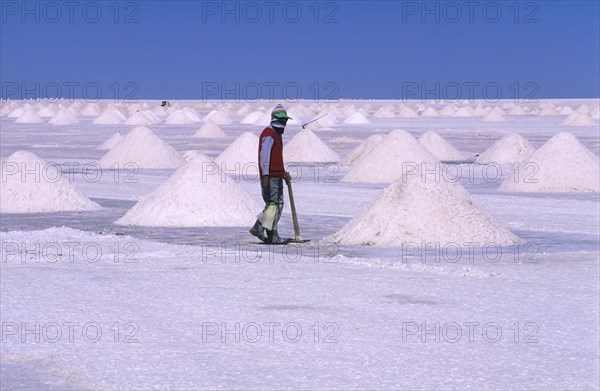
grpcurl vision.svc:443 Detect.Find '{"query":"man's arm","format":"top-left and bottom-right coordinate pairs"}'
top-left (259, 136), bottom-right (274, 187)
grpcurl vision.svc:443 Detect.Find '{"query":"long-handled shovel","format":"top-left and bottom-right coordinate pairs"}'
top-left (285, 177), bottom-right (310, 243)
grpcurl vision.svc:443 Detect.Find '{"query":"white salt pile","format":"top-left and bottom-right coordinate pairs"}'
top-left (398, 107), bottom-right (419, 118)
top-left (284, 129), bottom-right (340, 163)
top-left (483, 111), bottom-right (506, 122)
top-left (421, 106), bottom-right (440, 117)
top-left (93, 109), bottom-right (126, 125)
top-left (98, 132), bottom-right (124, 150)
top-left (49, 110), bottom-right (79, 125)
top-left (562, 112), bottom-right (596, 126)
top-left (341, 133), bottom-right (386, 166)
top-left (343, 112), bottom-right (370, 124)
top-left (476, 133), bottom-right (535, 164)
top-left (165, 110), bottom-right (197, 125)
top-left (193, 121), bottom-right (227, 138)
top-left (204, 110), bottom-right (232, 125)
top-left (15, 108), bottom-right (44, 124)
top-left (214, 132), bottom-right (260, 176)
top-left (98, 126), bottom-right (185, 169)
top-left (0, 150), bottom-right (101, 213)
top-left (373, 105), bottom-right (396, 118)
top-left (115, 154), bottom-right (258, 227)
top-left (240, 111), bottom-right (264, 124)
top-left (125, 111), bottom-right (154, 126)
top-left (499, 132), bottom-right (600, 192)
top-left (418, 131), bottom-right (466, 161)
top-left (343, 129), bottom-right (439, 183)
top-left (327, 168), bottom-right (519, 246)
top-left (538, 105), bottom-right (559, 116)
top-left (80, 103), bottom-right (102, 116)
top-left (37, 105), bottom-right (57, 118)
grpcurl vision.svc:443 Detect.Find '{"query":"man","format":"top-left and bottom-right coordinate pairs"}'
top-left (249, 104), bottom-right (292, 244)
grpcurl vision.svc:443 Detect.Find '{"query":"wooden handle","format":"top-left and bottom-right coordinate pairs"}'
top-left (285, 177), bottom-right (302, 241)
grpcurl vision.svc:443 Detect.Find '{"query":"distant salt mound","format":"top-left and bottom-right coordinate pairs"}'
top-left (373, 106), bottom-right (396, 118)
top-left (562, 112), bottom-right (596, 126)
top-left (214, 132), bottom-right (259, 176)
top-left (182, 150), bottom-right (210, 161)
top-left (165, 110), bottom-right (196, 125)
top-left (538, 105), bottom-right (559, 116)
top-left (418, 131), bottom-right (466, 161)
top-left (37, 105), bottom-right (58, 118)
top-left (558, 106), bottom-right (574, 115)
top-left (284, 129), bottom-right (340, 163)
top-left (343, 112), bottom-right (370, 124)
top-left (327, 168), bottom-right (519, 246)
top-left (125, 111), bottom-right (154, 126)
top-left (483, 111), bottom-right (506, 122)
top-left (15, 108), bottom-right (44, 124)
top-left (204, 110), bottom-right (232, 125)
top-left (499, 132), bottom-right (600, 192)
top-left (476, 133), bottom-right (535, 164)
top-left (93, 109), bottom-right (126, 125)
top-left (49, 110), bottom-right (79, 125)
top-left (193, 121), bottom-right (227, 138)
top-left (507, 106), bottom-right (527, 116)
top-left (115, 154), bottom-right (258, 227)
top-left (313, 111), bottom-right (337, 128)
top-left (399, 107), bottom-right (419, 118)
top-left (453, 107), bottom-right (473, 117)
top-left (240, 111), bottom-right (264, 124)
top-left (421, 107), bottom-right (440, 117)
top-left (8, 107), bottom-right (24, 118)
top-left (98, 126), bottom-right (185, 169)
top-left (341, 133), bottom-right (386, 167)
top-left (1, 150), bottom-right (101, 213)
top-left (80, 103), bottom-right (102, 116)
top-left (98, 132), bottom-right (124, 150)
top-left (343, 129), bottom-right (439, 183)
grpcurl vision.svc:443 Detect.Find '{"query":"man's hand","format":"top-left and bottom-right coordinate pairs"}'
top-left (261, 175), bottom-right (270, 188)
top-left (284, 171), bottom-right (292, 181)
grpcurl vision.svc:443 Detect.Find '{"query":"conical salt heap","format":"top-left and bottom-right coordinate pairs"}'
top-left (284, 129), bottom-right (340, 163)
top-left (98, 126), bottom-right (185, 169)
top-left (98, 132), bottom-right (124, 150)
top-left (343, 129), bottom-right (439, 183)
top-left (193, 121), bottom-right (227, 138)
top-left (499, 132), bottom-right (600, 192)
top-left (476, 133), bottom-right (535, 164)
top-left (0, 150), bottom-right (101, 213)
top-left (115, 154), bottom-right (258, 227)
top-left (418, 131), bottom-right (466, 161)
top-left (341, 133), bottom-right (386, 167)
top-left (214, 132), bottom-right (260, 176)
top-left (327, 167), bottom-right (520, 246)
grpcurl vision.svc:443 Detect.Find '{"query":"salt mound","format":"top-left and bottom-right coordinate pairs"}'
top-left (398, 107), bottom-right (419, 118)
top-left (558, 106), bottom-right (574, 115)
top-left (115, 154), bottom-right (258, 227)
top-left (343, 112), bottom-right (370, 124)
top-left (499, 132), bottom-right (600, 192)
top-left (421, 107), bottom-right (440, 117)
top-left (125, 111), bottom-right (154, 126)
top-left (476, 133), bottom-right (535, 164)
top-left (182, 150), bottom-right (209, 161)
top-left (284, 129), bottom-right (341, 163)
top-left (341, 133), bottom-right (386, 166)
top-left (0, 150), bottom-right (101, 213)
top-left (8, 107), bottom-right (24, 118)
top-left (507, 106), bottom-right (527, 116)
top-left (453, 107), bottom-right (473, 117)
top-left (37, 105), bottom-right (58, 118)
top-left (204, 110), bottom-right (232, 125)
top-left (93, 109), bottom-right (125, 125)
top-left (327, 168), bottom-right (519, 246)
top-left (165, 110), bottom-right (196, 125)
top-left (193, 121), bottom-right (227, 138)
top-left (214, 132), bottom-right (260, 176)
top-left (483, 111), bottom-right (505, 122)
top-left (373, 106), bottom-right (396, 118)
top-left (343, 129), bottom-right (439, 183)
top-left (15, 108), bottom-right (44, 124)
top-left (98, 132), bottom-right (124, 150)
top-left (240, 111), bottom-right (264, 124)
top-left (562, 112), bottom-right (596, 126)
top-left (98, 126), bottom-right (185, 169)
top-left (538, 105), bottom-right (559, 116)
top-left (418, 131), bottom-right (466, 161)
top-left (80, 103), bottom-right (102, 116)
top-left (313, 111), bottom-right (337, 128)
top-left (48, 110), bottom-right (79, 125)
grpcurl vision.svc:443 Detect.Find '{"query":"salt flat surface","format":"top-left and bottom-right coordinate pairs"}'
top-left (1, 99), bottom-right (599, 389)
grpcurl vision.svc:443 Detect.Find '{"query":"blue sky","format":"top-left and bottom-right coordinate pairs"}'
top-left (1, 1), bottom-right (599, 100)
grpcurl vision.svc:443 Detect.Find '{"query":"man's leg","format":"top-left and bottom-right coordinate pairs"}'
top-left (266, 178), bottom-right (285, 243)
